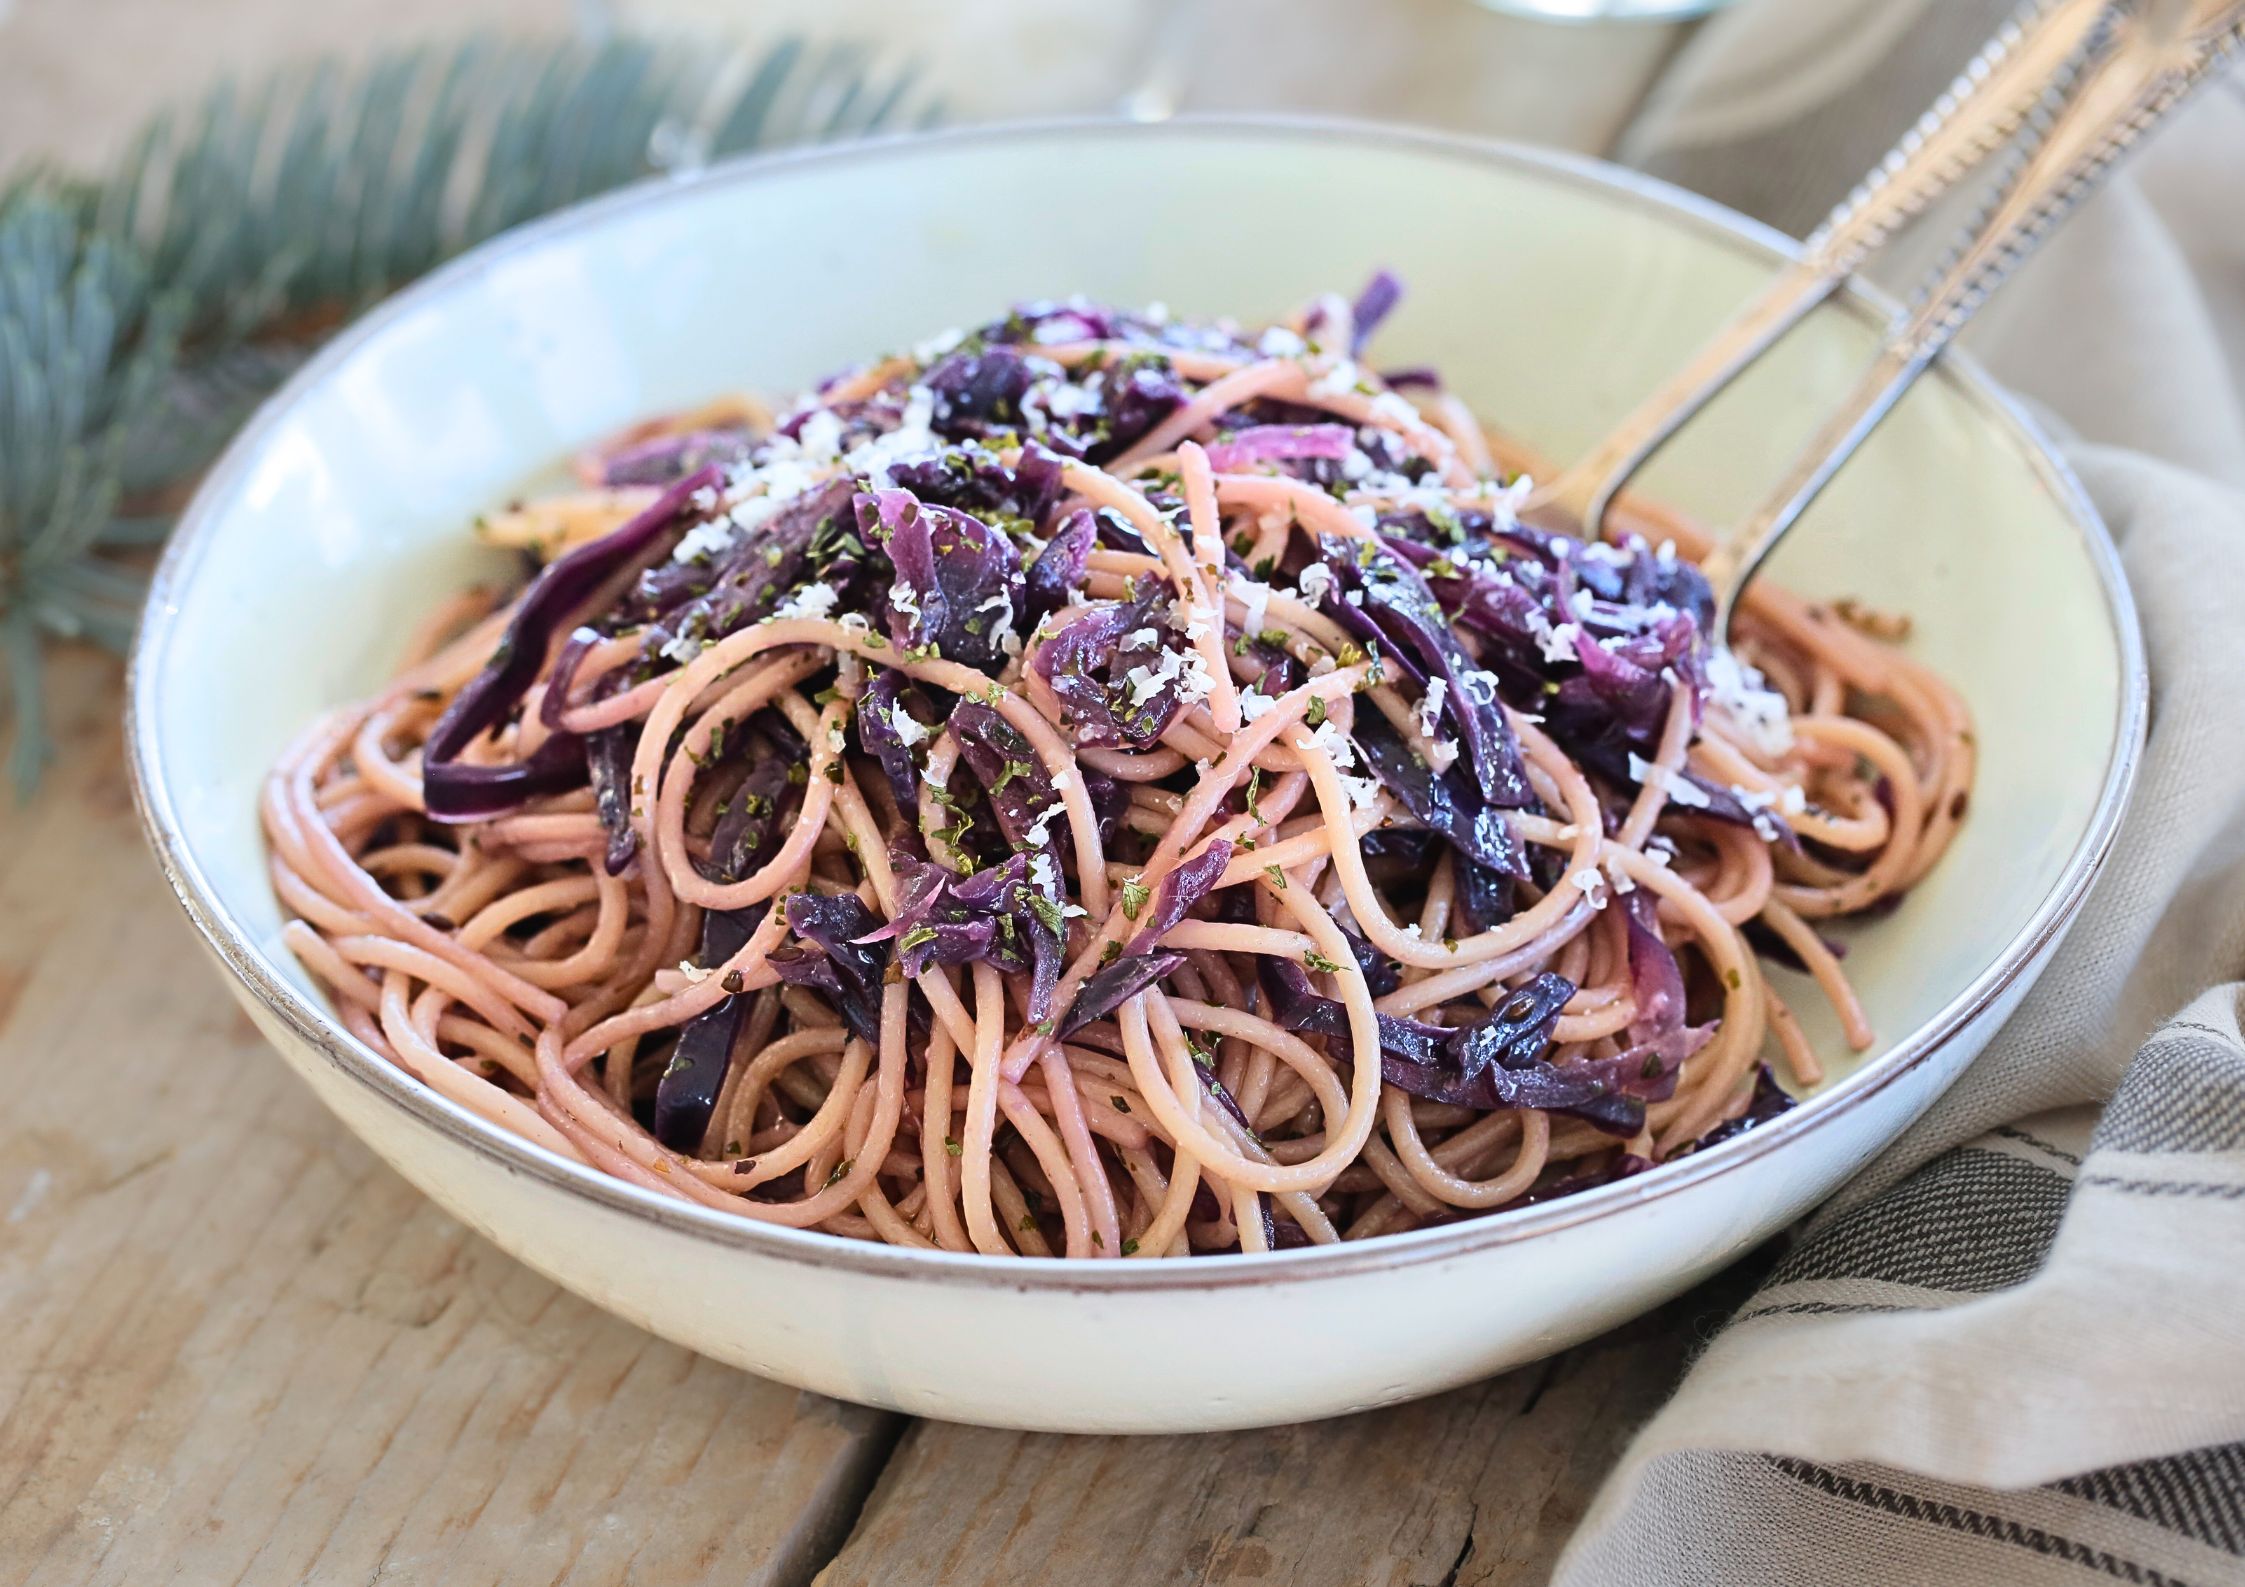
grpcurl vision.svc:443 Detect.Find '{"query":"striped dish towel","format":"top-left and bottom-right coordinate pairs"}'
top-left (1558, 3), bottom-right (2245, 1582)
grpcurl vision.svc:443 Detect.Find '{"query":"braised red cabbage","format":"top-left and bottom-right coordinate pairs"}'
top-left (424, 464), bottom-right (721, 821)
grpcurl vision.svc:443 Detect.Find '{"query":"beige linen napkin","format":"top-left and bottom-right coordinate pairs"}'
top-left (1555, 4), bottom-right (2245, 1582)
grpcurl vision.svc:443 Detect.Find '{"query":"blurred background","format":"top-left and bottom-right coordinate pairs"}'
top-left (0, 0), bottom-right (1703, 170)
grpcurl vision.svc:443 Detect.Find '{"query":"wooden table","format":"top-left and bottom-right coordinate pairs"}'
top-left (0, 6), bottom-right (1723, 1581)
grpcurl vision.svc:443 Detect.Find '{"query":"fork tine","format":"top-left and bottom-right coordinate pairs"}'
top-left (1525, 0), bottom-right (2111, 541)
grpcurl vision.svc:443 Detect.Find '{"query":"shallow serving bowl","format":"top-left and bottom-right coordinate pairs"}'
top-left (130, 118), bottom-right (2143, 1434)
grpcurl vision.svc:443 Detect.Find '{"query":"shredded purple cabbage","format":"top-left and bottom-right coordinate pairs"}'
top-left (1125, 840), bottom-right (1234, 956)
top-left (600, 427), bottom-right (754, 487)
top-left (653, 904), bottom-right (766, 1149)
top-left (859, 488), bottom-right (1025, 669)
top-left (424, 464), bottom-right (721, 821)
top-left (772, 893), bottom-right (890, 1043)
top-left (1059, 950), bottom-right (1188, 1039)
top-left (1028, 578), bottom-right (1195, 749)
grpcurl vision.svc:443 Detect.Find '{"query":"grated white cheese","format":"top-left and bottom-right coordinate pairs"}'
top-left (1258, 325), bottom-right (1307, 358)
top-left (912, 326), bottom-right (965, 365)
top-left (1570, 869), bottom-right (1610, 909)
top-left (843, 385), bottom-right (940, 488)
top-left (1367, 390), bottom-right (1421, 429)
top-left (978, 590), bottom-right (1019, 657)
top-left (1123, 647), bottom-right (1192, 708)
top-left (1238, 687), bottom-right (1276, 723)
top-left (1705, 647), bottom-right (1795, 758)
top-left (1416, 678), bottom-right (1448, 742)
top-left (1229, 571), bottom-right (1276, 638)
top-left (1538, 621), bottom-right (1581, 666)
top-left (1307, 358), bottom-right (1365, 401)
top-left (776, 581), bottom-right (840, 621)
top-left (891, 705), bottom-right (928, 747)
top-left (796, 407), bottom-right (845, 462)
top-left (659, 632), bottom-right (705, 664)
top-left (677, 960), bottom-right (714, 984)
top-left (1295, 563), bottom-right (1334, 606)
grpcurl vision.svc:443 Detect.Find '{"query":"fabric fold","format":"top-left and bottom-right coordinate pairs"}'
top-left (1562, 3), bottom-right (2245, 1578)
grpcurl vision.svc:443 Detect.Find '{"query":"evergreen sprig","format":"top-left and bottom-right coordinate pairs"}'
top-left (0, 32), bottom-right (931, 792)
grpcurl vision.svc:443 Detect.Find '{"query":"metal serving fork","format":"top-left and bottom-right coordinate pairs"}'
top-left (1530, 0), bottom-right (2245, 639)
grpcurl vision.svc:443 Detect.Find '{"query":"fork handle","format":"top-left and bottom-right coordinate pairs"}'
top-left (1702, 0), bottom-right (2245, 630)
top-left (1534, 0), bottom-right (2112, 534)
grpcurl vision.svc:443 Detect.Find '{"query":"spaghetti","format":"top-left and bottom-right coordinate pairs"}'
top-left (266, 280), bottom-right (1971, 1258)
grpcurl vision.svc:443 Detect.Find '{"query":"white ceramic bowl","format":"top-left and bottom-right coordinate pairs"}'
top-left (130, 119), bottom-right (2143, 1434)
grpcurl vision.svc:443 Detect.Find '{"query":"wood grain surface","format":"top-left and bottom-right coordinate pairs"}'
top-left (810, 1286), bottom-right (1766, 1587)
top-left (0, 660), bottom-right (1752, 1585)
top-left (0, 654), bottom-right (903, 1587)
top-left (0, 7), bottom-right (1706, 1581)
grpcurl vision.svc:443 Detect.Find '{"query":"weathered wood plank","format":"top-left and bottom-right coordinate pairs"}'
top-left (0, 651), bottom-right (899, 1587)
top-left (810, 1276), bottom-right (1763, 1587)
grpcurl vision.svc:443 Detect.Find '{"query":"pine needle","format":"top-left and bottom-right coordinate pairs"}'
top-left (0, 31), bottom-right (931, 795)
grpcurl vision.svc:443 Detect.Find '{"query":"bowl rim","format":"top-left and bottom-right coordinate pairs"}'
top-left (128, 113), bottom-right (2147, 1294)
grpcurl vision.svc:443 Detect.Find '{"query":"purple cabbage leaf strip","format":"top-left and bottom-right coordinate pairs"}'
top-left (858, 849), bottom-right (1056, 983)
top-left (1375, 525), bottom-right (1732, 777)
top-left (701, 752), bottom-right (800, 885)
top-left (1339, 923), bottom-right (1400, 998)
top-left (1022, 506), bottom-right (1097, 629)
top-left (923, 344), bottom-right (1042, 438)
top-left (1028, 577), bottom-right (1192, 749)
top-left (1350, 711), bottom-right (1527, 880)
top-left (949, 701), bottom-right (1068, 1018)
top-left (587, 725), bottom-right (638, 875)
top-left (1258, 959), bottom-right (1665, 1136)
top-left (1622, 891), bottom-right (1687, 1038)
top-left (1349, 268), bottom-right (1404, 354)
top-left (424, 465), bottom-right (721, 821)
top-left (948, 702), bottom-right (1061, 856)
top-left (858, 488), bottom-right (1026, 669)
top-left (1452, 856), bottom-right (1516, 935)
top-left (1124, 840), bottom-right (1235, 956)
top-left (1691, 1063), bottom-right (1798, 1151)
top-left (885, 440), bottom-right (1065, 530)
top-left (652, 902), bottom-right (767, 1150)
top-left (1058, 950), bottom-right (1188, 1039)
top-left (770, 891), bottom-right (891, 1044)
top-left (1314, 534), bottom-right (1533, 808)
top-left (599, 426), bottom-right (754, 487)
top-left (1202, 424), bottom-right (1356, 473)
top-left (855, 667), bottom-right (936, 813)
top-left (1525, 891), bottom-right (1717, 1121)
top-left (1078, 350), bottom-right (1190, 463)
top-left (539, 625), bottom-right (603, 731)
top-left (632, 476), bottom-right (860, 660)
